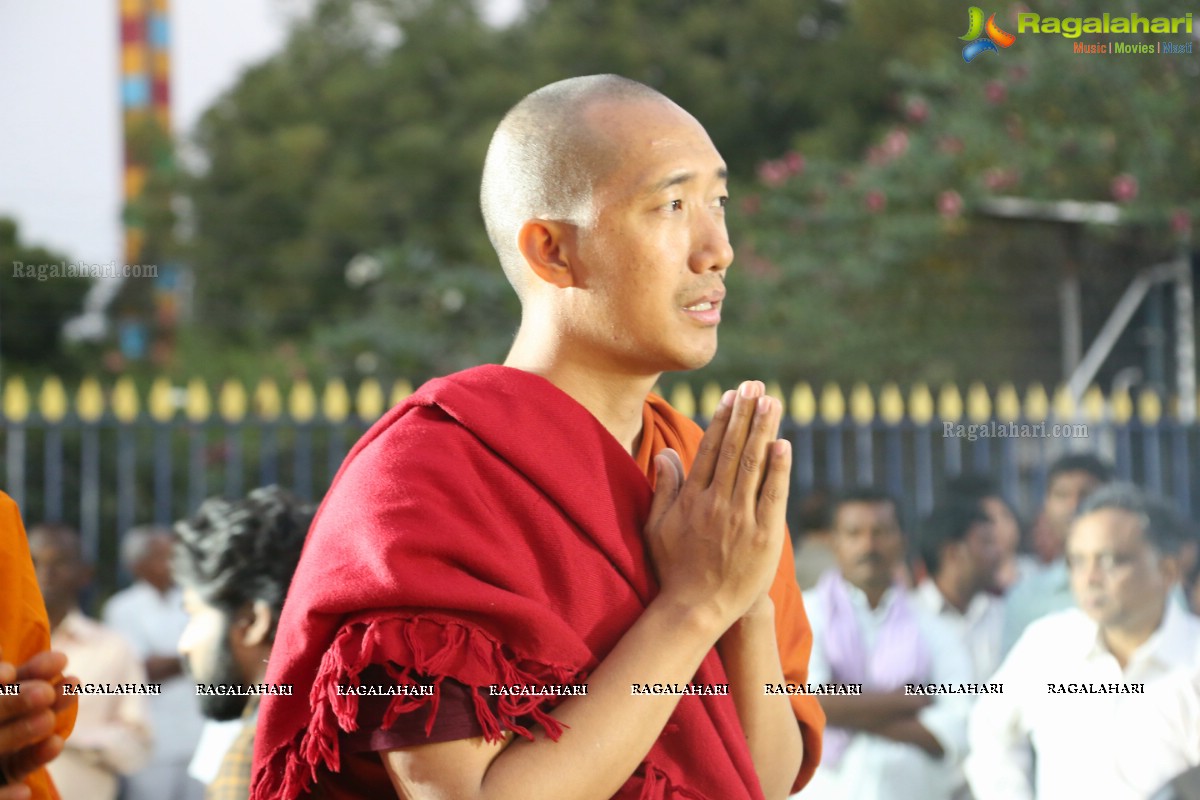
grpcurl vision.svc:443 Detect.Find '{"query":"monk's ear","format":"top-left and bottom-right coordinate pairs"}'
top-left (517, 219), bottom-right (575, 289)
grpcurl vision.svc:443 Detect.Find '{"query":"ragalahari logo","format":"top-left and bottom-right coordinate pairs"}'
top-left (961, 7), bottom-right (1017, 62)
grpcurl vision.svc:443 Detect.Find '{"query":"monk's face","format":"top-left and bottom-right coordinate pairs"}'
top-left (1067, 508), bottom-right (1176, 632)
top-left (566, 98), bottom-right (733, 375)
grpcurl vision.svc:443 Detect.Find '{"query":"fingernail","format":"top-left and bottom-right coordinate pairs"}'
top-left (757, 396), bottom-right (771, 415)
top-left (739, 381), bottom-right (754, 398)
top-left (776, 439), bottom-right (792, 457)
top-left (720, 389), bottom-right (735, 408)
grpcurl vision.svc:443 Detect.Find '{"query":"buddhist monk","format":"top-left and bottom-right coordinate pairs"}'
top-left (250, 74), bottom-right (824, 800)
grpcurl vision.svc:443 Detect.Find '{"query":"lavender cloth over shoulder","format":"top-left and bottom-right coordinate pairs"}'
top-left (815, 570), bottom-right (932, 767)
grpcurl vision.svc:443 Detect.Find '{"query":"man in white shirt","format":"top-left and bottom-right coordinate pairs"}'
top-left (1001, 454), bottom-right (1112, 652)
top-left (913, 497), bottom-right (1005, 683)
top-left (104, 526), bottom-right (206, 800)
top-left (29, 523), bottom-right (154, 800)
top-left (1115, 663), bottom-right (1200, 797)
top-left (798, 488), bottom-right (972, 800)
top-left (966, 483), bottom-right (1200, 800)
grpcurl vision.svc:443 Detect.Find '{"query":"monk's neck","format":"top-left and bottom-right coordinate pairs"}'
top-left (505, 328), bottom-right (657, 456)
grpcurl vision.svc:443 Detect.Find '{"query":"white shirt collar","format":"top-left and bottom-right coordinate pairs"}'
top-left (914, 579), bottom-right (995, 624)
top-left (1077, 598), bottom-right (1196, 672)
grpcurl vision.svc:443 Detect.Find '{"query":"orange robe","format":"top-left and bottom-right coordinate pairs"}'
top-left (0, 491), bottom-right (76, 800)
top-left (636, 395), bottom-right (826, 792)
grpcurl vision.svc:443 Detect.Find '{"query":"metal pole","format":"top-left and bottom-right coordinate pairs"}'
top-left (1060, 273), bottom-right (1083, 382)
top-left (1176, 247), bottom-right (1196, 424)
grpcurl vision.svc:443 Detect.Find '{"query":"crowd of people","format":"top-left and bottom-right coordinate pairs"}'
top-left (791, 458), bottom-right (1200, 799)
top-left (3, 74), bottom-right (1199, 800)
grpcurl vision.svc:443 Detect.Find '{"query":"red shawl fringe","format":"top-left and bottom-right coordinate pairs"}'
top-left (256, 613), bottom-right (579, 800)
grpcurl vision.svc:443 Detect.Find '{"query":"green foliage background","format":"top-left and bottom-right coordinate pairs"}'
top-left (86, 0), bottom-right (1200, 388)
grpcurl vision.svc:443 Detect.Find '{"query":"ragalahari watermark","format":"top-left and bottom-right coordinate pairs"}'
top-left (12, 261), bottom-right (158, 281)
top-left (943, 421), bottom-right (1089, 441)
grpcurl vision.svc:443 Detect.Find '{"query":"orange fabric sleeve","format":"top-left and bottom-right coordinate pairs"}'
top-left (638, 396), bottom-right (825, 793)
top-left (769, 529), bottom-right (826, 792)
top-left (0, 491), bottom-right (75, 800)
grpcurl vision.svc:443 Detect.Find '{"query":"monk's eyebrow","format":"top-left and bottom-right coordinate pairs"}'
top-left (646, 167), bottom-right (728, 195)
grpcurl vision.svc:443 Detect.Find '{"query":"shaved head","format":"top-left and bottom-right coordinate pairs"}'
top-left (480, 74), bottom-right (675, 296)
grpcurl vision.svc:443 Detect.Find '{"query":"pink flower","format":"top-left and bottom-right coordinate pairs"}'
top-left (882, 128), bottom-right (910, 159)
top-left (783, 151), bottom-right (805, 176)
top-left (757, 159), bottom-right (788, 187)
top-left (938, 190), bottom-right (964, 219)
top-left (1110, 173), bottom-right (1138, 203)
top-left (864, 189), bottom-right (887, 213)
top-left (905, 97), bottom-right (929, 124)
top-left (985, 81), bottom-right (1007, 106)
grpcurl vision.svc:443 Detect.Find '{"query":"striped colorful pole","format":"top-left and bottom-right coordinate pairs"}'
top-left (120, 0), bottom-right (170, 266)
top-left (120, 0), bottom-right (150, 265)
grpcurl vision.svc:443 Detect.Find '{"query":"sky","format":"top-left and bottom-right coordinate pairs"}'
top-left (0, 0), bottom-right (521, 267)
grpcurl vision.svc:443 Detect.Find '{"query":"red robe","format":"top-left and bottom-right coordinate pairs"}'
top-left (250, 366), bottom-right (823, 799)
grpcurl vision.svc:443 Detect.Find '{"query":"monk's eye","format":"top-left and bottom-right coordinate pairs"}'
top-left (669, 199), bottom-right (683, 211)
top-left (715, 196), bottom-right (728, 209)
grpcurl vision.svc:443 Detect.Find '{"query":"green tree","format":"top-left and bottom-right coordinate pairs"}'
top-left (0, 218), bottom-right (90, 378)
top-left (728, 0), bottom-right (1199, 386)
top-left (169, 0), bottom-right (901, 383)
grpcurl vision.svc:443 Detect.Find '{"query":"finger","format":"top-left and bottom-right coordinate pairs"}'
top-left (0, 663), bottom-right (14, 687)
top-left (709, 381), bottom-right (764, 496)
top-left (0, 783), bottom-right (32, 800)
top-left (732, 394), bottom-right (782, 505)
top-left (755, 439), bottom-right (793, 533)
top-left (688, 388), bottom-right (736, 489)
top-left (13, 653), bottom-right (66, 684)
top-left (0, 681), bottom-right (54, 725)
top-left (2, 734), bottom-right (64, 785)
top-left (646, 449), bottom-right (684, 530)
top-left (0, 707), bottom-right (54, 754)
top-left (52, 677), bottom-right (79, 715)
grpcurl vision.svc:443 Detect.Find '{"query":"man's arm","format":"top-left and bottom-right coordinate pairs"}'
top-left (384, 595), bottom-right (734, 800)
top-left (818, 691), bottom-right (931, 732)
top-left (382, 382), bottom-right (795, 800)
top-left (717, 598), bottom-right (803, 800)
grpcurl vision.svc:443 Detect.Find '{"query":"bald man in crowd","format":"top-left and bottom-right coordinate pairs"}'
top-left (249, 75), bottom-right (824, 800)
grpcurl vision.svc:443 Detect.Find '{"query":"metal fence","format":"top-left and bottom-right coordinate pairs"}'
top-left (3, 374), bottom-right (1197, 594)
